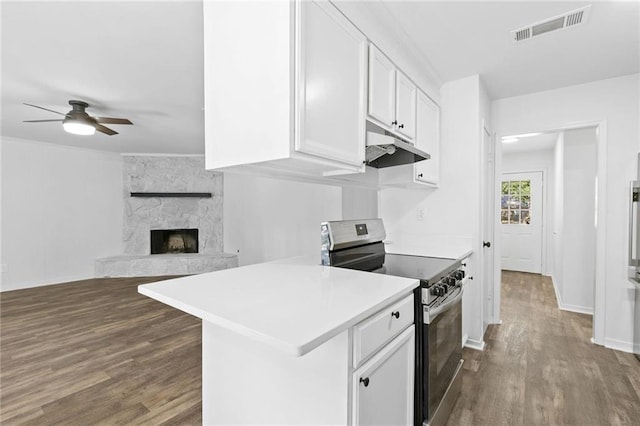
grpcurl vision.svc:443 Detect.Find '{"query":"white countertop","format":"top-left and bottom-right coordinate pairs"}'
top-left (138, 257), bottom-right (418, 357)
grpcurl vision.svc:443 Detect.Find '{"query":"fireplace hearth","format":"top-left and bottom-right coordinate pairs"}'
top-left (151, 229), bottom-right (199, 254)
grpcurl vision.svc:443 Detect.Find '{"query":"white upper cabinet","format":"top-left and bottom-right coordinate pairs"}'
top-left (367, 44), bottom-right (417, 142)
top-left (377, 89), bottom-right (440, 189)
top-left (395, 71), bottom-right (417, 140)
top-left (296, 1), bottom-right (367, 167)
top-left (367, 45), bottom-right (396, 127)
top-left (415, 90), bottom-right (440, 186)
top-left (204, 0), bottom-right (367, 177)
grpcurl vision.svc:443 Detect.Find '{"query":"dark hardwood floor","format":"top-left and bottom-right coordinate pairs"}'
top-left (2, 272), bottom-right (639, 425)
top-left (448, 271), bottom-right (640, 426)
top-left (0, 276), bottom-right (202, 425)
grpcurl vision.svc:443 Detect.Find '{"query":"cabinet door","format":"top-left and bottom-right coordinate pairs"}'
top-left (295, 0), bottom-right (367, 168)
top-left (395, 71), bottom-right (416, 141)
top-left (415, 90), bottom-right (440, 186)
top-left (367, 44), bottom-right (396, 128)
top-left (352, 326), bottom-right (414, 426)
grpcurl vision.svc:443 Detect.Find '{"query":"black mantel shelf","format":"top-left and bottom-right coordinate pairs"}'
top-left (130, 192), bottom-right (212, 198)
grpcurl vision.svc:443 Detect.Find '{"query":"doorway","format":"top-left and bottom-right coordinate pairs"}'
top-left (490, 124), bottom-right (603, 341)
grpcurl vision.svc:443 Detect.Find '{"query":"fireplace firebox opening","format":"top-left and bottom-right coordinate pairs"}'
top-left (151, 229), bottom-right (199, 254)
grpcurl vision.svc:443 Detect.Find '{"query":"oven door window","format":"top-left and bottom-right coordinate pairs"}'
top-left (424, 300), bottom-right (462, 419)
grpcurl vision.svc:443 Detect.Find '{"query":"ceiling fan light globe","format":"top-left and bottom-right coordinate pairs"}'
top-left (63, 120), bottom-right (95, 136)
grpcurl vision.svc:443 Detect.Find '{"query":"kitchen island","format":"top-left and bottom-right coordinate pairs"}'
top-left (138, 255), bottom-right (419, 425)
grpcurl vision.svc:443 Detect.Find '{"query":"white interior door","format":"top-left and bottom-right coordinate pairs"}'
top-left (500, 171), bottom-right (543, 273)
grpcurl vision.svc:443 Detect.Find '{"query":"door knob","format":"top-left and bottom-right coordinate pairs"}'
top-left (483, 241), bottom-right (491, 248)
top-left (360, 377), bottom-right (370, 387)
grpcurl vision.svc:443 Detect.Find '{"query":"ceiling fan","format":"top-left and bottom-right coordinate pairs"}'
top-left (23, 100), bottom-right (133, 136)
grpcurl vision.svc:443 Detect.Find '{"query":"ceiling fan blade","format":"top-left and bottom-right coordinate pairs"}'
top-left (23, 119), bottom-right (64, 123)
top-left (94, 117), bottom-right (133, 125)
top-left (23, 103), bottom-right (67, 116)
top-left (95, 123), bottom-right (118, 136)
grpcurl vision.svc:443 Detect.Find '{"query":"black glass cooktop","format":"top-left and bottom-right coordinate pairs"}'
top-left (375, 253), bottom-right (460, 287)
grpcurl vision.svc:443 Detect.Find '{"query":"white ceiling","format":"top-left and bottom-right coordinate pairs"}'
top-left (1, 1), bottom-right (205, 154)
top-left (379, 1), bottom-right (640, 99)
top-left (501, 132), bottom-right (558, 153)
top-left (1, 1), bottom-right (638, 155)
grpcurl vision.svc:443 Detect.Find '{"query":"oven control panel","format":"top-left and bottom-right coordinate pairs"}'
top-left (422, 269), bottom-right (465, 306)
top-left (355, 223), bottom-right (368, 236)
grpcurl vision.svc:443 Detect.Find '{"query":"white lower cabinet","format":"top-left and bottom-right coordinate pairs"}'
top-left (202, 293), bottom-right (416, 425)
top-left (352, 325), bottom-right (415, 426)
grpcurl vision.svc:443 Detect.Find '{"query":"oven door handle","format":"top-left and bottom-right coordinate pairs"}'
top-left (424, 287), bottom-right (464, 324)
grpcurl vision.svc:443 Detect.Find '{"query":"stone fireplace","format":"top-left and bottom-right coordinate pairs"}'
top-left (95, 156), bottom-right (237, 277)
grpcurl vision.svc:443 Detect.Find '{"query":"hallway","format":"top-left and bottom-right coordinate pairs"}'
top-left (448, 271), bottom-right (640, 425)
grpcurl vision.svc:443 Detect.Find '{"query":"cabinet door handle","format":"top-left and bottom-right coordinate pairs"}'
top-left (391, 311), bottom-right (400, 319)
top-left (398, 124), bottom-right (404, 129)
top-left (360, 377), bottom-right (370, 387)
top-left (417, 173), bottom-right (423, 178)
top-left (391, 120), bottom-right (398, 125)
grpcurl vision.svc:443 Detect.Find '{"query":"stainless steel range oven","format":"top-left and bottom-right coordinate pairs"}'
top-left (321, 219), bottom-right (466, 426)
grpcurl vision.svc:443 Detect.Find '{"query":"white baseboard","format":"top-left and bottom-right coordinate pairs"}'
top-left (550, 274), bottom-right (563, 309)
top-left (464, 337), bottom-right (485, 351)
top-left (549, 276), bottom-right (594, 315)
top-left (558, 303), bottom-right (593, 315)
top-left (604, 337), bottom-right (636, 354)
top-left (0, 273), bottom-right (94, 292)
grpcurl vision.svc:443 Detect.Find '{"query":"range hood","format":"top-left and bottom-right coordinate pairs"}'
top-left (365, 131), bottom-right (430, 169)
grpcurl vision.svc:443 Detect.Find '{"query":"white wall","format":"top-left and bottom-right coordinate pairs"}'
top-left (1, 138), bottom-right (123, 291)
top-left (561, 127), bottom-right (597, 313)
top-left (342, 186), bottom-right (378, 220)
top-left (502, 148), bottom-right (555, 275)
top-left (223, 173), bottom-right (344, 266)
top-left (380, 76), bottom-right (480, 240)
top-left (0, 136), bottom-right (3, 290)
top-left (492, 73), bottom-right (640, 351)
top-left (1, 139), bottom-right (376, 288)
top-left (379, 75), bottom-right (487, 348)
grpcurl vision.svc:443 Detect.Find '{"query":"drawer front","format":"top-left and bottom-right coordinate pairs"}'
top-left (353, 294), bottom-right (414, 368)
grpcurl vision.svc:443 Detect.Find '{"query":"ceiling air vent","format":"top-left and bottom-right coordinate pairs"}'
top-left (514, 28), bottom-right (530, 42)
top-left (511, 5), bottom-right (591, 42)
